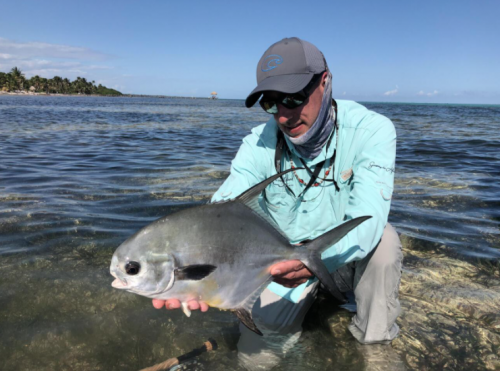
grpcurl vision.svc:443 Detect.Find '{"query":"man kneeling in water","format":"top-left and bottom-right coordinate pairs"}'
top-left (153, 37), bottom-right (403, 368)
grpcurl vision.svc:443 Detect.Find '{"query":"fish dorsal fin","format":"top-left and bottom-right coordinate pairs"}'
top-left (240, 193), bottom-right (289, 241)
top-left (237, 168), bottom-right (297, 205)
top-left (235, 169), bottom-right (301, 242)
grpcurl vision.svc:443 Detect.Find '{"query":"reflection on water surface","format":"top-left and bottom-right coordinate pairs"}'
top-left (0, 96), bottom-right (499, 370)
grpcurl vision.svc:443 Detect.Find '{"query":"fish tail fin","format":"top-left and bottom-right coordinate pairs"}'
top-left (299, 216), bottom-right (372, 304)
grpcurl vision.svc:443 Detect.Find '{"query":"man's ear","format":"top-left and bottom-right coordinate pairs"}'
top-left (321, 71), bottom-right (328, 87)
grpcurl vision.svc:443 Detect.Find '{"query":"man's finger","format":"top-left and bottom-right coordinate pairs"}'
top-left (165, 299), bottom-right (181, 310)
top-left (279, 268), bottom-right (311, 280)
top-left (270, 260), bottom-right (305, 276)
top-left (152, 299), bottom-right (165, 309)
top-left (188, 300), bottom-right (200, 310)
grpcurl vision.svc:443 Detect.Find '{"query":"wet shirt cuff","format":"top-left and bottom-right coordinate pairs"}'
top-left (267, 278), bottom-right (318, 303)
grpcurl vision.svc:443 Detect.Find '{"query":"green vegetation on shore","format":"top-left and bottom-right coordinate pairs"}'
top-left (0, 67), bottom-right (122, 96)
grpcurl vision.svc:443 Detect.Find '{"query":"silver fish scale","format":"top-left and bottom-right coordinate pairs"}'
top-left (148, 201), bottom-right (293, 308)
top-left (166, 201), bottom-right (292, 264)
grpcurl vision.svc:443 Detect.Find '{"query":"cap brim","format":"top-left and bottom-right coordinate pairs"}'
top-left (245, 73), bottom-right (314, 108)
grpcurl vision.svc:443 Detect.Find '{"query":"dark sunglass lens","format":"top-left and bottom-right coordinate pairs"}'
top-left (260, 92), bottom-right (306, 113)
top-left (260, 100), bottom-right (278, 114)
top-left (282, 96), bottom-right (305, 109)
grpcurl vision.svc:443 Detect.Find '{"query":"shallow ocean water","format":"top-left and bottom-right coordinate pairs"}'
top-left (0, 96), bottom-right (499, 370)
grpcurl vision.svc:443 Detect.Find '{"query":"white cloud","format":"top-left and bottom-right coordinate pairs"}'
top-left (0, 38), bottom-right (115, 79)
top-left (417, 90), bottom-right (439, 97)
top-left (87, 65), bottom-right (113, 70)
top-left (0, 37), bottom-right (111, 60)
top-left (384, 85), bottom-right (399, 96)
top-left (24, 68), bottom-right (88, 77)
top-left (1, 59), bottom-right (80, 69)
top-left (0, 59), bottom-right (103, 78)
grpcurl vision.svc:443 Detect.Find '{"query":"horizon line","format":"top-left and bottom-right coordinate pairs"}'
top-left (128, 94), bottom-right (500, 107)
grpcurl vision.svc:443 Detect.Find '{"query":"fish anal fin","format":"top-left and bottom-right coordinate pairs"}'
top-left (233, 275), bottom-right (273, 336)
top-left (175, 264), bottom-right (217, 281)
top-left (232, 308), bottom-right (263, 336)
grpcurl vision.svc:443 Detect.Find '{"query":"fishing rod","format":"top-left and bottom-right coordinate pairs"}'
top-left (139, 338), bottom-right (218, 371)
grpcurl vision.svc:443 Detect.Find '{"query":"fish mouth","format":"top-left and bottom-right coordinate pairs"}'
top-left (112, 277), bottom-right (128, 289)
top-left (110, 271), bottom-right (128, 289)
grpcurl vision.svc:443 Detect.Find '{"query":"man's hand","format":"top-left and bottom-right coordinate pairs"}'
top-left (270, 260), bottom-right (314, 288)
top-left (151, 260), bottom-right (311, 310)
top-left (152, 299), bottom-right (209, 312)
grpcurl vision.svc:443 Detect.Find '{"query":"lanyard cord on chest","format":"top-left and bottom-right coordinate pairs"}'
top-left (274, 100), bottom-right (340, 198)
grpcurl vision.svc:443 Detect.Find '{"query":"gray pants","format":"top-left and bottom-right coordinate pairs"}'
top-left (238, 223), bottom-right (403, 368)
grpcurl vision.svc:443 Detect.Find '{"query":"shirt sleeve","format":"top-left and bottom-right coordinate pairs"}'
top-left (211, 131), bottom-right (268, 203)
top-left (321, 115), bottom-right (397, 272)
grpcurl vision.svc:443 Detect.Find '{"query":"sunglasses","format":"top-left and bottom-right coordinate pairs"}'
top-left (259, 72), bottom-right (324, 114)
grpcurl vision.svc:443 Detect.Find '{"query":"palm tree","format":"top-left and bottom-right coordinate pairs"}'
top-left (80, 77), bottom-right (90, 94)
top-left (30, 75), bottom-right (41, 92)
top-left (5, 75), bottom-right (17, 91)
top-left (73, 77), bottom-right (83, 94)
top-left (62, 78), bottom-right (70, 94)
top-left (39, 77), bottom-right (49, 94)
top-left (9, 67), bottom-right (25, 91)
top-left (52, 76), bottom-right (63, 93)
top-left (0, 69), bottom-right (120, 95)
top-left (0, 72), bottom-right (7, 90)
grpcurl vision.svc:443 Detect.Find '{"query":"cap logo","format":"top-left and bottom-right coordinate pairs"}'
top-left (261, 54), bottom-right (283, 72)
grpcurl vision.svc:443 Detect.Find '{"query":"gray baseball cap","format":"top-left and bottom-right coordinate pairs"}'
top-left (245, 37), bottom-right (328, 108)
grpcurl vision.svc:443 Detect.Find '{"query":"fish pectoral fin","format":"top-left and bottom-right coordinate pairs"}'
top-left (232, 308), bottom-right (263, 336)
top-left (175, 264), bottom-right (217, 281)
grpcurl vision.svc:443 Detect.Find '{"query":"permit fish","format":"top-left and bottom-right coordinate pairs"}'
top-left (110, 169), bottom-right (371, 335)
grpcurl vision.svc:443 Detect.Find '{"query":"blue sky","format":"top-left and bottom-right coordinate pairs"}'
top-left (0, 0), bottom-right (498, 104)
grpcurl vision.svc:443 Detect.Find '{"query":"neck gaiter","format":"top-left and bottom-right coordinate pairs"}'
top-left (286, 71), bottom-right (335, 159)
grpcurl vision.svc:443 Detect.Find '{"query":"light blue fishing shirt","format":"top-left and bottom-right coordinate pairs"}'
top-left (211, 100), bottom-right (396, 303)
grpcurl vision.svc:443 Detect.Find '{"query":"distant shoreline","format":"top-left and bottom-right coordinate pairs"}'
top-left (0, 91), bottom-right (213, 99)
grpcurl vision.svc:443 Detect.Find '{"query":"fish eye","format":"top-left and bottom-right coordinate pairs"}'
top-left (125, 261), bottom-right (141, 275)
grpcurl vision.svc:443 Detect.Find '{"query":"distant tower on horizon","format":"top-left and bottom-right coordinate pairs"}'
top-left (210, 91), bottom-right (218, 100)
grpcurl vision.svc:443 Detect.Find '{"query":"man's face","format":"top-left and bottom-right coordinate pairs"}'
top-left (262, 72), bottom-right (327, 138)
